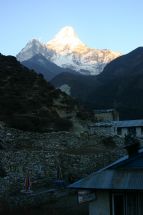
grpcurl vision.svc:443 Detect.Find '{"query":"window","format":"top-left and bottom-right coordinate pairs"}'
top-left (138, 192), bottom-right (143, 215)
top-left (117, 128), bottom-right (122, 135)
top-left (112, 193), bottom-right (125, 215)
top-left (141, 127), bottom-right (143, 135)
top-left (128, 127), bottom-right (136, 135)
top-left (126, 192), bottom-right (138, 215)
top-left (112, 192), bottom-right (143, 215)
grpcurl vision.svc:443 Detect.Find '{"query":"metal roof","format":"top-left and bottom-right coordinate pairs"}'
top-left (69, 169), bottom-right (143, 190)
top-left (69, 150), bottom-right (143, 190)
top-left (114, 119), bottom-right (143, 128)
top-left (89, 119), bottom-right (143, 128)
top-left (110, 152), bottom-right (143, 169)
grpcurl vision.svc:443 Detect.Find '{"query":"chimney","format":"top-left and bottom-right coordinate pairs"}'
top-left (124, 134), bottom-right (140, 157)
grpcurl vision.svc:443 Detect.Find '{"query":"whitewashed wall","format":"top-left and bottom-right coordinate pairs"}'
top-left (89, 191), bottom-right (110, 215)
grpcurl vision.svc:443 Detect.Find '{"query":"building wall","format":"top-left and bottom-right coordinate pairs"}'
top-left (89, 191), bottom-right (110, 215)
top-left (95, 110), bottom-right (119, 122)
top-left (95, 112), bottom-right (113, 121)
top-left (90, 124), bottom-right (143, 138)
top-left (90, 126), bottom-right (115, 136)
top-left (120, 128), bottom-right (128, 136)
top-left (136, 127), bottom-right (143, 137)
top-left (117, 127), bottom-right (143, 137)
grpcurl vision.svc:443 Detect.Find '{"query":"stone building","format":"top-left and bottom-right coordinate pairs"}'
top-left (94, 109), bottom-right (119, 122)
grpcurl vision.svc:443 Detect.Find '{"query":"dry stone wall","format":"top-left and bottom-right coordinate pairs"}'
top-left (0, 127), bottom-right (126, 209)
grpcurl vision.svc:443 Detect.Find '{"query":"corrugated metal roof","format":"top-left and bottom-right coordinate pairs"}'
top-left (111, 153), bottom-right (143, 169)
top-left (69, 150), bottom-right (143, 190)
top-left (114, 119), bottom-right (143, 128)
top-left (89, 119), bottom-right (143, 128)
top-left (69, 170), bottom-right (143, 190)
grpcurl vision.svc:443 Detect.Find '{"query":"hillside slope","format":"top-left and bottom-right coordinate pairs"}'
top-left (0, 54), bottom-right (91, 132)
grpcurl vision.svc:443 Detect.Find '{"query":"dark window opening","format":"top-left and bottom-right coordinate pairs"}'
top-left (126, 192), bottom-right (138, 215)
top-left (117, 128), bottom-right (122, 135)
top-left (0, 166), bottom-right (6, 177)
top-left (128, 127), bottom-right (136, 136)
top-left (112, 193), bottom-right (125, 215)
top-left (112, 192), bottom-right (143, 215)
top-left (141, 127), bottom-right (143, 135)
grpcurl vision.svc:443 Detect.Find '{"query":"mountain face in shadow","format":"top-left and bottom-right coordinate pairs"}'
top-left (22, 54), bottom-right (77, 81)
top-left (52, 47), bottom-right (143, 119)
top-left (0, 53), bottom-right (89, 132)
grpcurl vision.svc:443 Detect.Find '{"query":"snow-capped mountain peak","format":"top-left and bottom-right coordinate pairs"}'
top-left (47, 26), bottom-right (87, 54)
top-left (17, 26), bottom-right (121, 75)
top-left (17, 39), bottom-right (47, 62)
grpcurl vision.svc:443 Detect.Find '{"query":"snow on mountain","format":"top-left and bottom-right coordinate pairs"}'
top-left (47, 26), bottom-right (87, 53)
top-left (17, 26), bottom-right (121, 75)
top-left (17, 39), bottom-right (53, 62)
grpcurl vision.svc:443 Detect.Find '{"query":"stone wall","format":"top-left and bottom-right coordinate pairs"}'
top-left (0, 126), bottom-right (126, 210)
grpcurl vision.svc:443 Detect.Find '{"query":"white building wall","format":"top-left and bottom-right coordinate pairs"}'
top-left (121, 128), bottom-right (128, 136)
top-left (90, 125), bottom-right (143, 138)
top-left (121, 127), bottom-right (143, 137)
top-left (89, 191), bottom-right (110, 215)
top-left (136, 127), bottom-right (142, 137)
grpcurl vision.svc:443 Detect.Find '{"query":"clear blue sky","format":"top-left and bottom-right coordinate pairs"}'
top-left (1, 0), bottom-right (143, 56)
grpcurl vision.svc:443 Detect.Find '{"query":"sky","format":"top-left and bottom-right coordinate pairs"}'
top-left (0, 0), bottom-right (143, 56)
